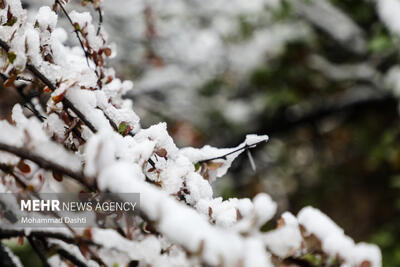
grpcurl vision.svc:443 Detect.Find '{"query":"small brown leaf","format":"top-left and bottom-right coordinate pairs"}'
top-left (4, 75), bottom-right (17, 87)
top-left (79, 244), bottom-right (89, 258)
top-left (206, 161), bottom-right (223, 171)
top-left (60, 110), bottom-right (71, 124)
top-left (17, 160), bottom-right (31, 173)
top-left (26, 184), bottom-right (35, 191)
top-left (104, 47), bottom-right (112, 57)
top-left (83, 227), bottom-right (93, 240)
top-left (52, 90), bottom-right (66, 104)
top-left (141, 222), bottom-right (152, 234)
top-left (236, 209), bottom-right (243, 220)
top-left (52, 170), bottom-right (63, 182)
top-left (105, 76), bottom-right (113, 84)
top-left (360, 261), bottom-right (372, 267)
top-left (277, 217), bottom-right (285, 228)
top-left (155, 148), bottom-right (167, 158)
top-left (18, 237), bottom-right (24, 246)
top-left (7, 6), bottom-right (12, 21)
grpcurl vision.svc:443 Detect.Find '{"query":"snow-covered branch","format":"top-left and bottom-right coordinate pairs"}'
top-left (0, 0), bottom-right (382, 266)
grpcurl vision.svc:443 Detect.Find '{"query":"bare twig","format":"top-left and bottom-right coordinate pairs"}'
top-left (198, 139), bottom-right (266, 163)
top-left (96, 7), bottom-right (103, 36)
top-left (54, 0), bottom-right (91, 68)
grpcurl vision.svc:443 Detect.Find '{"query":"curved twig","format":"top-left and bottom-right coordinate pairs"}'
top-left (198, 139), bottom-right (266, 163)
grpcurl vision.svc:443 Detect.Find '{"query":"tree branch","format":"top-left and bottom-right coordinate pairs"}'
top-left (54, 0), bottom-right (91, 68)
top-left (0, 243), bottom-right (21, 267)
top-left (0, 142), bottom-right (92, 190)
top-left (0, 38), bottom-right (98, 133)
top-left (27, 236), bottom-right (51, 267)
top-left (0, 229), bottom-right (97, 247)
top-left (198, 139), bottom-right (267, 163)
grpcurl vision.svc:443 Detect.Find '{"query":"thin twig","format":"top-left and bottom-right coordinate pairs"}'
top-left (96, 8), bottom-right (102, 36)
top-left (198, 139), bottom-right (266, 163)
top-left (54, 0), bottom-right (91, 68)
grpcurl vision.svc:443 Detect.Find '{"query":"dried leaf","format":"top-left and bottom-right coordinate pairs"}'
top-left (155, 148), bottom-right (167, 158)
top-left (277, 217), bottom-right (285, 229)
top-left (83, 227), bottom-right (93, 240)
top-left (52, 3), bottom-right (58, 12)
top-left (17, 160), bottom-right (31, 173)
top-left (4, 75), bottom-right (17, 87)
top-left (360, 261), bottom-right (372, 267)
top-left (206, 161), bottom-right (223, 171)
top-left (52, 90), bottom-right (66, 104)
top-left (26, 184), bottom-right (35, 191)
top-left (60, 110), bottom-right (71, 124)
top-left (79, 244), bottom-right (89, 258)
top-left (104, 47), bottom-right (112, 57)
top-left (236, 209), bottom-right (243, 220)
top-left (52, 170), bottom-right (63, 182)
top-left (43, 86), bottom-right (52, 93)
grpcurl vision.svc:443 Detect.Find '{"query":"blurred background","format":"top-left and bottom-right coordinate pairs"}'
top-left (2, 0), bottom-right (400, 265)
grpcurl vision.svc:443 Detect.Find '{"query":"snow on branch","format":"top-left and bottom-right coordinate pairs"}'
top-left (0, 0), bottom-right (382, 266)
